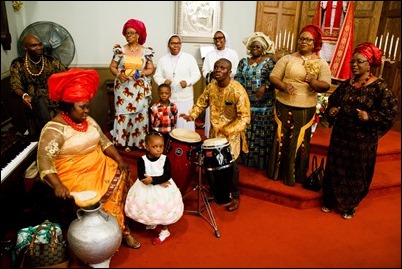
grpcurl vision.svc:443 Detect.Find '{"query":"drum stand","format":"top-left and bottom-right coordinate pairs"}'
top-left (184, 156), bottom-right (220, 238)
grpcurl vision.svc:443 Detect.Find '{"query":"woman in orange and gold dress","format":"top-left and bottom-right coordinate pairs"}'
top-left (109, 19), bottom-right (155, 151)
top-left (37, 68), bottom-right (141, 249)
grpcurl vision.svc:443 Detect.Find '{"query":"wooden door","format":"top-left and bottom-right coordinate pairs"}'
top-left (376, 1), bottom-right (401, 120)
top-left (255, 1), bottom-right (301, 53)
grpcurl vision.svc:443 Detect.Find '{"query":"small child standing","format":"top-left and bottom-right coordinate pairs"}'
top-left (125, 132), bottom-right (184, 245)
top-left (150, 83), bottom-right (178, 144)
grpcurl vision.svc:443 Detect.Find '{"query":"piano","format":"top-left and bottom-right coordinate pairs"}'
top-left (1, 116), bottom-right (38, 239)
top-left (1, 124), bottom-right (37, 183)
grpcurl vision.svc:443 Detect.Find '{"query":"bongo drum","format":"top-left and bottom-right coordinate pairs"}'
top-left (165, 128), bottom-right (202, 195)
top-left (201, 138), bottom-right (233, 205)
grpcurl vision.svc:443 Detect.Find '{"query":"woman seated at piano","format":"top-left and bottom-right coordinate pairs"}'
top-left (36, 68), bottom-right (141, 249)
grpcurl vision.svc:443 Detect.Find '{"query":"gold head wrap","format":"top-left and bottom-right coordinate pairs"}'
top-left (243, 32), bottom-right (275, 55)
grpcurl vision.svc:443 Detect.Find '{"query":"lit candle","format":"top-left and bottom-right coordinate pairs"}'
top-left (278, 32), bottom-right (281, 51)
top-left (384, 32), bottom-right (389, 55)
top-left (379, 35), bottom-right (383, 50)
top-left (394, 37), bottom-right (399, 60)
top-left (283, 30), bottom-right (286, 49)
top-left (374, 36), bottom-right (378, 47)
top-left (275, 33), bottom-right (278, 50)
top-left (388, 35), bottom-right (394, 59)
top-left (290, 33), bottom-right (294, 53)
top-left (287, 31), bottom-right (290, 51)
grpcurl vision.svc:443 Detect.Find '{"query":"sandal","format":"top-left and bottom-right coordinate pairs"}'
top-left (342, 208), bottom-right (355, 220)
top-left (123, 234), bottom-right (141, 249)
top-left (321, 206), bottom-right (331, 213)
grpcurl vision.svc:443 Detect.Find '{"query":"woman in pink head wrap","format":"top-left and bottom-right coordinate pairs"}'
top-left (37, 68), bottom-right (142, 250)
top-left (109, 19), bottom-right (155, 152)
top-left (267, 25), bottom-right (331, 187)
top-left (321, 42), bottom-right (398, 220)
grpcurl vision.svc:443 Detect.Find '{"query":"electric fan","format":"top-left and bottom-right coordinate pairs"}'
top-left (17, 21), bottom-right (75, 67)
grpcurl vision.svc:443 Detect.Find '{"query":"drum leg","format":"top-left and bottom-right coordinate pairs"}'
top-left (184, 162), bottom-right (221, 238)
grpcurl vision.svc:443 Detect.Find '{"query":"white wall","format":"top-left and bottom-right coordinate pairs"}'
top-left (1, 1), bottom-right (256, 77)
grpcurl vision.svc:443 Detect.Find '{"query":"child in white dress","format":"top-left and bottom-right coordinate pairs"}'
top-left (125, 132), bottom-right (184, 245)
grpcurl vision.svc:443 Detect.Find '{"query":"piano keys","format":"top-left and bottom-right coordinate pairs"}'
top-left (1, 141), bottom-right (38, 183)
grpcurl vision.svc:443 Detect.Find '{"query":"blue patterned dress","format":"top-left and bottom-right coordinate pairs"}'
top-left (234, 57), bottom-right (276, 169)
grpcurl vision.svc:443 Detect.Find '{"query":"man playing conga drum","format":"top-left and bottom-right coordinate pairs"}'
top-left (180, 58), bottom-right (251, 211)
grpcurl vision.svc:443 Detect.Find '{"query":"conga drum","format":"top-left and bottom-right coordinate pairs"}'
top-left (165, 128), bottom-right (202, 195)
top-left (201, 138), bottom-right (233, 205)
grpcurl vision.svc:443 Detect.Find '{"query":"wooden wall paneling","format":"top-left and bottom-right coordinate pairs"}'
top-left (255, 1), bottom-right (301, 52)
top-left (353, 1), bottom-right (383, 48)
top-left (255, 1), bottom-right (278, 36)
top-left (298, 1), bottom-right (318, 32)
top-left (377, 1), bottom-right (401, 119)
top-left (378, 1), bottom-right (401, 61)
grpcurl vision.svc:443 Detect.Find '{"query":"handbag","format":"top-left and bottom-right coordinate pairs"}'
top-left (18, 220), bottom-right (69, 268)
top-left (303, 155), bottom-right (325, 192)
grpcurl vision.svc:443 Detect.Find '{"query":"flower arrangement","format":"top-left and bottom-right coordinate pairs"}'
top-left (316, 93), bottom-right (329, 127)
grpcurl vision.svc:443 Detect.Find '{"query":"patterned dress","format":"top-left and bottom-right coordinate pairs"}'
top-left (322, 79), bottom-right (398, 212)
top-left (234, 57), bottom-right (276, 169)
top-left (111, 44), bottom-right (154, 149)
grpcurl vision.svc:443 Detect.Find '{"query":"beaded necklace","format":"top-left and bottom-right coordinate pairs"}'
top-left (351, 73), bottom-right (372, 89)
top-left (61, 112), bottom-right (88, 132)
top-left (25, 54), bottom-right (44, 77)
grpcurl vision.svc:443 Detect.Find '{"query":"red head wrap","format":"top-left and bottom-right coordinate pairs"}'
top-left (353, 42), bottom-right (382, 67)
top-left (122, 19), bottom-right (147, 45)
top-left (299, 25), bottom-right (323, 52)
top-left (48, 68), bottom-right (100, 103)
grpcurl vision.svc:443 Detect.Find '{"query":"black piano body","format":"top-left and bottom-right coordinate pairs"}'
top-left (1, 117), bottom-right (38, 240)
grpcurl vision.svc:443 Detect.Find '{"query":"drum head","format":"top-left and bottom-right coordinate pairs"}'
top-left (169, 128), bottom-right (202, 143)
top-left (202, 137), bottom-right (228, 147)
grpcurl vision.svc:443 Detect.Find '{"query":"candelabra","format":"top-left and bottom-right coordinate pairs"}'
top-left (274, 30), bottom-right (295, 59)
top-left (375, 33), bottom-right (399, 78)
top-left (378, 56), bottom-right (396, 78)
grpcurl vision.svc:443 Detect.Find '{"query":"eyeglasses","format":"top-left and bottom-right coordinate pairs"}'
top-left (349, 59), bottom-right (368, 65)
top-left (213, 36), bottom-right (225, 41)
top-left (298, 37), bottom-right (314, 43)
top-left (125, 31), bottom-right (137, 36)
top-left (250, 45), bottom-right (262, 49)
top-left (169, 42), bottom-right (182, 46)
